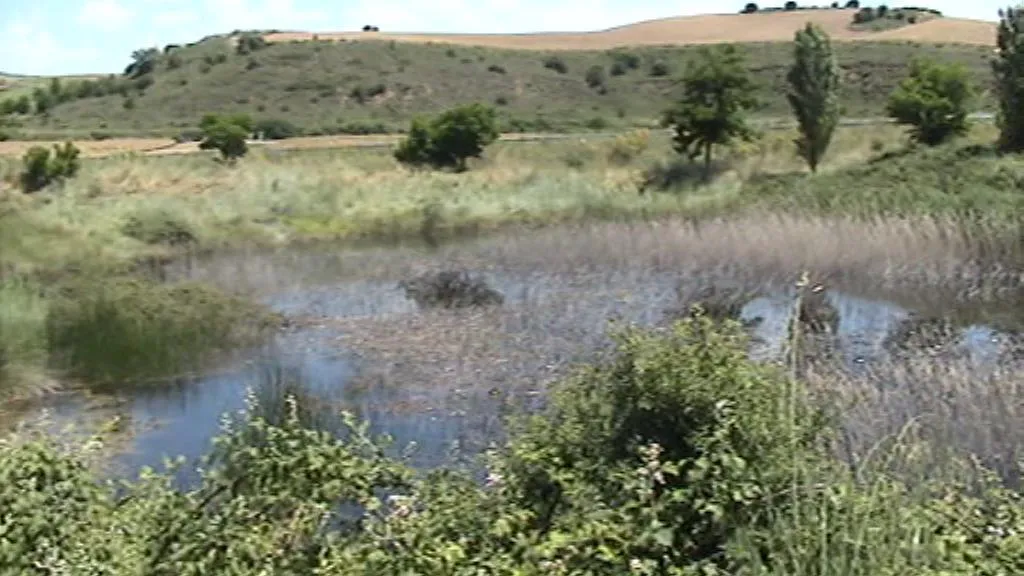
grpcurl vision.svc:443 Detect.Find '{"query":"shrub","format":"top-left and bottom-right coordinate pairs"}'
top-left (394, 103), bottom-right (499, 171)
top-left (198, 112), bottom-right (253, 162)
top-left (585, 116), bottom-right (608, 130)
top-left (254, 117), bottom-right (301, 140)
top-left (494, 95), bottom-right (509, 106)
top-left (785, 0), bottom-right (798, 9)
top-left (543, 55), bottom-right (568, 73)
top-left (610, 61), bottom-right (628, 76)
top-left (650, 60), bottom-right (671, 77)
top-left (845, 0), bottom-right (860, 7)
top-left (487, 64), bottom-right (507, 74)
top-left (166, 53), bottom-right (183, 69)
top-left (610, 50), bottom-right (641, 70)
top-left (236, 32), bottom-right (267, 55)
top-left (742, 2), bottom-right (759, 13)
top-left (121, 209), bottom-right (198, 246)
top-left (19, 142), bottom-right (80, 193)
top-left (585, 64), bottom-right (607, 90)
top-left (349, 83), bottom-right (386, 104)
top-left (886, 59), bottom-right (973, 146)
top-left (852, 6), bottom-right (876, 23)
top-left (398, 269), bottom-right (504, 309)
top-left (608, 128), bottom-right (650, 164)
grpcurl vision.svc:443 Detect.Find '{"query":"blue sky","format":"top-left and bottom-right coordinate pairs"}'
top-left (0, 0), bottom-right (1008, 76)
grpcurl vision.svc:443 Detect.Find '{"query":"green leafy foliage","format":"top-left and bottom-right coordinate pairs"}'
top-left (994, 6), bottom-right (1024, 151)
top-left (394, 103), bottom-right (499, 171)
top-left (663, 45), bottom-right (758, 180)
top-left (253, 117), bottom-right (301, 140)
top-left (886, 59), bottom-right (973, 145)
top-left (19, 141), bottom-right (80, 193)
top-left (198, 113), bottom-right (253, 162)
top-left (787, 23), bottom-right (841, 172)
top-left (2, 316), bottom-right (1022, 574)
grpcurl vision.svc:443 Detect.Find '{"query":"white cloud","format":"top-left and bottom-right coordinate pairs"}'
top-left (78, 0), bottom-right (133, 29)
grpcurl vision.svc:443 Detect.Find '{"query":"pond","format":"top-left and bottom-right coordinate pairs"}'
top-left (14, 221), bottom-right (1024, 486)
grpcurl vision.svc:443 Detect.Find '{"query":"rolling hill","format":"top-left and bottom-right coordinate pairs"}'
top-left (266, 8), bottom-right (998, 49)
top-left (0, 9), bottom-right (1001, 139)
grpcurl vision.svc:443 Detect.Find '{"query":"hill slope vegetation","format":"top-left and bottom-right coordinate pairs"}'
top-left (0, 15), bottom-right (999, 138)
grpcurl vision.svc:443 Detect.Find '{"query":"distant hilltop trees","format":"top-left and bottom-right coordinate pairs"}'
top-left (740, 2), bottom-right (942, 15)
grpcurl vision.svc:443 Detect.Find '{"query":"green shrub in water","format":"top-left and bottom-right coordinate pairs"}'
top-left (45, 277), bottom-right (275, 385)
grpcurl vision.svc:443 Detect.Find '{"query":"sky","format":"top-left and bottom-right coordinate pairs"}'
top-left (0, 0), bottom-right (1008, 76)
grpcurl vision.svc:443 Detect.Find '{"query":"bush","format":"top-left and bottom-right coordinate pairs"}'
top-left (543, 55), bottom-right (568, 73)
top-left (585, 65), bottom-right (607, 90)
top-left (254, 117), bottom-right (301, 140)
top-left (650, 60), bottom-right (671, 77)
top-left (845, 0), bottom-right (860, 7)
top-left (785, 0), bottom-right (798, 9)
top-left (398, 269), bottom-right (504, 309)
top-left (19, 142), bottom-right (80, 193)
top-left (236, 32), bottom-right (267, 55)
top-left (852, 6), bottom-right (875, 23)
top-left (165, 53), bottom-right (183, 69)
top-left (394, 103), bottom-right (500, 171)
top-left (742, 2), bottom-right (759, 13)
top-left (487, 64), bottom-right (507, 74)
top-left (887, 59), bottom-right (973, 146)
top-left (608, 128), bottom-right (650, 164)
top-left (121, 208), bottom-right (198, 246)
top-left (349, 83), bottom-right (386, 104)
top-left (198, 113), bottom-right (253, 162)
top-left (609, 61), bottom-right (628, 76)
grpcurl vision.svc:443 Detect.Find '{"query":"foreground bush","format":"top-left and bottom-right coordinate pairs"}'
top-left (19, 141), bottom-right (81, 193)
top-left (394, 103), bottom-right (499, 171)
top-left (1, 316), bottom-right (1022, 574)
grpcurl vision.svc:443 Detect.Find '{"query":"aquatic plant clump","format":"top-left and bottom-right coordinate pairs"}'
top-left (398, 269), bottom-right (505, 310)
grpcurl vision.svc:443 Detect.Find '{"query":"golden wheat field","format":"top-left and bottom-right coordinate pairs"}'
top-left (264, 10), bottom-right (998, 50)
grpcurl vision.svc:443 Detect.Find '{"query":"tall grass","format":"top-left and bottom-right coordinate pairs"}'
top-left (44, 277), bottom-right (277, 387)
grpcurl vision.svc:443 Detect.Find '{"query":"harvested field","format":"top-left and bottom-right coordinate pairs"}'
top-left (266, 11), bottom-right (998, 50)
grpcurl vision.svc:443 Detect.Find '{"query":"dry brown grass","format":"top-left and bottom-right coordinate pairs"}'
top-left (0, 133), bottom-right (595, 159)
top-left (266, 10), bottom-right (997, 50)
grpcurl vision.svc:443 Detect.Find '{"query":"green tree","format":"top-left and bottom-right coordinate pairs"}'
top-left (31, 87), bottom-right (52, 115)
top-left (994, 6), bottom-right (1024, 151)
top-left (125, 47), bottom-right (160, 78)
top-left (886, 59), bottom-right (973, 146)
top-left (394, 103), bottom-right (499, 171)
top-left (662, 45), bottom-right (758, 181)
top-left (787, 23), bottom-right (841, 173)
top-left (198, 113), bottom-right (253, 162)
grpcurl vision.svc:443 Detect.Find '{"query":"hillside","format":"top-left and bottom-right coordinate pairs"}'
top-left (266, 9), bottom-right (997, 49)
top-left (0, 10), bottom-right (1000, 138)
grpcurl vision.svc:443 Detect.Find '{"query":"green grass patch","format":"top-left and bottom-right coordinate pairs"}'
top-left (44, 277), bottom-right (277, 387)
